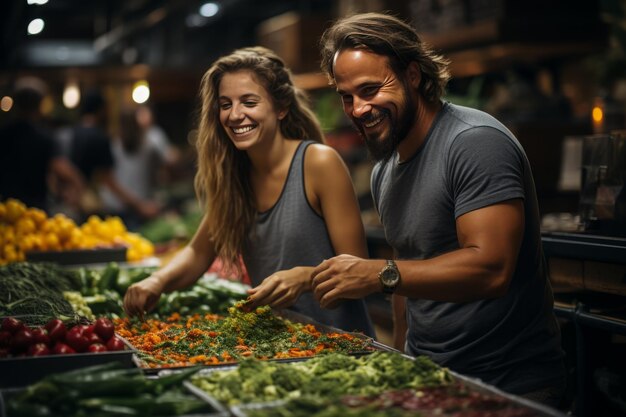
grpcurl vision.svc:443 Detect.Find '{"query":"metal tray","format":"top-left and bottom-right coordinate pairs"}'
top-left (131, 309), bottom-right (381, 372)
top-left (449, 370), bottom-right (567, 417)
top-left (0, 335), bottom-right (136, 388)
top-left (182, 353), bottom-right (567, 417)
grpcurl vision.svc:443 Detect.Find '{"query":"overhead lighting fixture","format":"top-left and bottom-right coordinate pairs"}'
top-left (199, 2), bottom-right (220, 17)
top-left (132, 80), bottom-right (150, 104)
top-left (63, 82), bottom-right (80, 109)
top-left (27, 0), bottom-right (49, 5)
top-left (1, 96), bottom-right (13, 112)
top-left (27, 18), bottom-right (45, 35)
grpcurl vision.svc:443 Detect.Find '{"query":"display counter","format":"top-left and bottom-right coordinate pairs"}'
top-left (542, 231), bottom-right (626, 417)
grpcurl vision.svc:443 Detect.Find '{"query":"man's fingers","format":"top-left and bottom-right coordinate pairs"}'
top-left (320, 288), bottom-right (341, 309)
top-left (312, 274), bottom-right (337, 302)
top-left (271, 292), bottom-right (295, 310)
top-left (311, 259), bottom-right (331, 281)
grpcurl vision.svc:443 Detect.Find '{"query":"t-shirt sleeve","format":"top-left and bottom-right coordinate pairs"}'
top-left (370, 161), bottom-right (384, 215)
top-left (448, 126), bottom-right (525, 219)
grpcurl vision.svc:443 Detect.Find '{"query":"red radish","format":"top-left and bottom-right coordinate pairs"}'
top-left (106, 336), bottom-right (125, 351)
top-left (94, 318), bottom-right (115, 341)
top-left (87, 343), bottom-right (107, 353)
top-left (44, 319), bottom-right (67, 342)
top-left (1, 317), bottom-right (24, 334)
top-left (27, 343), bottom-right (51, 356)
top-left (52, 342), bottom-right (76, 355)
top-left (31, 328), bottom-right (50, 345)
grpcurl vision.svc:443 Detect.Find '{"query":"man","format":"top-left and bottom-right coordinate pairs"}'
top-left (0, 77), bottom-right (83, 211)
top-left (311, 12), bottom-right (565, 407)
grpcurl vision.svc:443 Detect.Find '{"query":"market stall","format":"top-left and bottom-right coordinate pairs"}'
top-left (0, 199), bottom-right (567, 416)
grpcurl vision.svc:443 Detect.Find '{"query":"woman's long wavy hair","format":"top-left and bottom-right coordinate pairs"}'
top-left (320, 12), bottom-right (450, 103)
top-left (194, 46), bottom-right (325, 272)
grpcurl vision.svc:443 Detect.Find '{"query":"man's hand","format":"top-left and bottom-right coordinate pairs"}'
top-left (311, 255), bottom-right (383, 308)
top-left (246, 267), bottom-right (311, 310)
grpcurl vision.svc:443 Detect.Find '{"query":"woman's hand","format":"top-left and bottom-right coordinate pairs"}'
top-left (246, 267), bottom-right (311, 310)
top-left (123, 275), bottom-right (165, 318)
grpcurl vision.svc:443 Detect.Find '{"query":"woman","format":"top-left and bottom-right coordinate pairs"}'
top-left (123, 47), bottom-right (373, 335)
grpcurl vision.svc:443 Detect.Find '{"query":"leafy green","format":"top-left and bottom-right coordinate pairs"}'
top-left (0, 262), bottom-right (82, 324)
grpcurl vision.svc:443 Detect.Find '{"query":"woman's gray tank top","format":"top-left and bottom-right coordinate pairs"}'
top-left (242, 140), bottom-right (374, 336)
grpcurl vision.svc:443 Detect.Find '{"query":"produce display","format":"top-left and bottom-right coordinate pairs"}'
top-left (0, 201), bottom-right (559, 416)
top-left (190, 351), bottom-right (451, 406)
top-left (0, 198), bottom-right (155, 264)
top-left (0, 316), bottom-right (126, 358)
top-left (115, 303), bottom-right (374, 368)
top-left (73, 263), bottom-right (248, 318)
top-left (3, 362), bottom-right (219, 417)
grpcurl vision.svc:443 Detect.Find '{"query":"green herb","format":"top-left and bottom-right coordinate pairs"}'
top-left (0, 262), bottom-right (82, 324)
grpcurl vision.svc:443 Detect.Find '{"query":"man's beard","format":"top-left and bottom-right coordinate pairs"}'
top-left (356, 85), bottom-right (416, 163)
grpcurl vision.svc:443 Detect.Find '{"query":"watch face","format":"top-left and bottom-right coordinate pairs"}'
top-left (380, 267), bottom-right (399, 286)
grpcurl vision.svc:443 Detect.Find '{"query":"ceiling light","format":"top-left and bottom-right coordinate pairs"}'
top-left (27, 0), bottom-right (49, 5)
top-left (27, 18), bottom-right (45, 35)
top-left (132, 80), bottom-right (150, 104)
top-left (1, 96), bottom-right (13, 112)
top-left (63, 82), bottom-right (80, 109)
top-left (199, 2), bottom-right (219, 17)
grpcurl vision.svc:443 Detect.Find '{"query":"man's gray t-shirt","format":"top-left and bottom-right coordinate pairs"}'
top-left (371, 102), bottom-right (564, 394)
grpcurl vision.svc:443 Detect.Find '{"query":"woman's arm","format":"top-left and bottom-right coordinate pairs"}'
top-left (123, 214), bottom-right (217, 316)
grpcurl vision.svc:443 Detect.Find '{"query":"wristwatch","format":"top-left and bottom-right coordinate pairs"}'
top-left (378, 260), bottom-right (401, 294)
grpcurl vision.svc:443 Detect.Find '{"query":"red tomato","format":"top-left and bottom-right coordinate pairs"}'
top-left (1, 317), bottom-right (24, 334)
top-left (65, 326), bottom-right (89, 352)
top-left (87, 343), bottom-right (107, 353)
top-left (44, 319), bottom-right (67, 342)
top-left (27, 343), bottom-right (51, 357)
top-left (94, 318), bottom-right (115, 341)
top-left (11, 328), bottom-right (34, 353)
top-left (31, 328), bottom-right (51, 345)
top-left (0, 331), bottom-right (11, 348)
top-left (106, 336), bottom-right (125, 351)
top-left (52, 342), bottom-right (76, 355)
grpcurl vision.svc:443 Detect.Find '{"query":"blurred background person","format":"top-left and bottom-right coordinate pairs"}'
top-left (0, 77), bottom-right (84, 212)
top-left (135, 103), bottom-right (181, 183)
top-left (69, 89), bottom-right (160, 226)
top-left (99, 107), bottom-right (171, 230)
